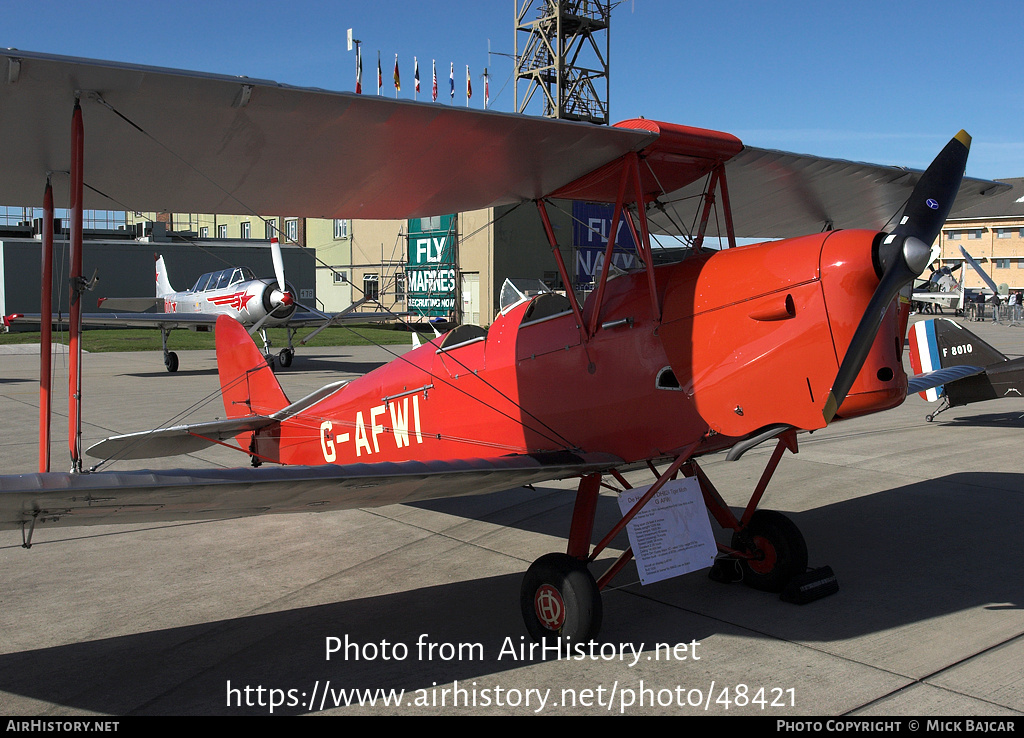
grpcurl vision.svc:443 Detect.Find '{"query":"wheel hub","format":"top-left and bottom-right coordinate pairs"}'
top-left (748, 535), bottom-right (778, 575)
top-left (534, 584), bottom-right (565, 631)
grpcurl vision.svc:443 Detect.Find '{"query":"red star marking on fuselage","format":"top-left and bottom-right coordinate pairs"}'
top-left (207, 291), bottom-right (254, 312)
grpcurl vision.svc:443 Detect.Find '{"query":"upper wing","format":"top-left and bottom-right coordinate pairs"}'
top-left (644, 145), bottom-right (1010, 240)
top-left (0, 50), bottom-right (653, 219)
top-left (0, 50), bottom-right (1008, 237)
top-left (0, 452), bottom-right (621, 530)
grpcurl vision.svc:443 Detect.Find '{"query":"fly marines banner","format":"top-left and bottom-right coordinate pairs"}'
top-left (407, 215), bottom-right (457, 318)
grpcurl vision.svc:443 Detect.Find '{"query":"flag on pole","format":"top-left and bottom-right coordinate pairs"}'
top-left (414, 57), bottom-right (420, 95)
top-left (377, 52), bottom-right (382, 95)
top-left (484, 67), bottom-right (489, 109)
top-left (355, 45), bottom-right (362, 94)
top-left (449, 62), bottom-right (454, 101)
top-left (393, 54), bottom-right (400, 95)
top-left (466, 65), bottom-right (472, 105)
top-left (431, 59), bottom-right (437, 102)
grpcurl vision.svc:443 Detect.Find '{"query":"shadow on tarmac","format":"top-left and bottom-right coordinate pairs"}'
top-left (1, 471), bottom-right (1021, 714)
top-left (939, 411), bottom-right (1024, 428)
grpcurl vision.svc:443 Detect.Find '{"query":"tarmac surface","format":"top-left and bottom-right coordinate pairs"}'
top-left (0, 315), bottom-right (1022, 716)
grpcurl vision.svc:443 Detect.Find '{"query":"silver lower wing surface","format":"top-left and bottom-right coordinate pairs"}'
top-left (0, 453), bottom-right (621, 531)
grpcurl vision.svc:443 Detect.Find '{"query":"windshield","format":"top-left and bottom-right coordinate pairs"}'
top-left (499, 278), bottom-right (552, 314)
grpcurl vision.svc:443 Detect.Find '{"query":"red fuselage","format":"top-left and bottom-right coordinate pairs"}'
top-left (251, 230), bottom-right (906, 467)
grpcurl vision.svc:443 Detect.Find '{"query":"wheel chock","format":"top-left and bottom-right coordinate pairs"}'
top-left (779, 566), bottom-right (838, 604)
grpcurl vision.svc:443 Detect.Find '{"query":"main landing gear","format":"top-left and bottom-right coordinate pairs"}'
top-left (520, 553), bottom-right (602, 642)
top-left (520, 431), bottom-right (827, 642)
top-left (160, 327), bottom-right (178, 373)
top-left (728, 509), bottom-right (807, 592)
top-left (257, 326), bottom-right (297, 370)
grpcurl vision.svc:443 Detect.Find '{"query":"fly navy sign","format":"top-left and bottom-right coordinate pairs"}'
top-left (407, 215), bottom-right (457, 318)
top-left (573, 202), bottom-right (638, 287)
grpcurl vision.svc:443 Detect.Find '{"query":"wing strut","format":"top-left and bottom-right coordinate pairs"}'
top-left (38, 179), bottom-right (54, 473)
top-left (537, 150), bottom-right (707, 340)
top-left (68, 100), bottom-right (85, 473)
top-left (588, 154), bottom-right (635, 336)
top-left (536, 200), bottom-right (588, 340)
top-left (691, 163), bottom-right (737, 251)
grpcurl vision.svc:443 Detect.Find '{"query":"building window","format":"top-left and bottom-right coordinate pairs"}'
top-left (199, 226), bottom-right (209, 238)
top-left (394, 271), bottom-right (405, 300)
top-left (334, 219), bottom-right (349, 239)
top-left (968, 229), bottom-right (982, 239)
top-left (265, 220), bottom-right (276, 239)
top-left (241, 221), bottom-right (251, 239)
top-left (947, 230), bottom-right (960, 240)
top-left (995, 259), bottom-right (1011, 269)
top-left (218, 224), bottom-right (228, 239)
top-left (363, 274), bottom-right (379, 301)
top-left (420, 216), bottom-right (441, 231)
top-left (997, 228), bottom-right (1011, 239)
top-left (332, 270), bottom-right (348, 284)
top-left (285, 219), bottom-right (298, 241)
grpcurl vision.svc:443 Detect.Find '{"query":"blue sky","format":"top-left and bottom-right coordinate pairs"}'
top-left (5, 0), bottom-right (1023, 180)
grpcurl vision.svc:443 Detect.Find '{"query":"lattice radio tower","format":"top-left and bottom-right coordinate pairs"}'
top-left (514, 0), bottom-right (611, 125)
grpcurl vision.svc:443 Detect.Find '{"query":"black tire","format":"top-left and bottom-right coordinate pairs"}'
top-left (279, 348), bottom-right (293, 367)
top-left (520, 553), bottom-right (602, 643)
top-left (731, 510), bottom-right (808, 593)
top-left (164, 351), bottom-right (179, 373)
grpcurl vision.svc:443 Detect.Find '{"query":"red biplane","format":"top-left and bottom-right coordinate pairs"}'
top-left (0, 50), bottom-right (1008, 642)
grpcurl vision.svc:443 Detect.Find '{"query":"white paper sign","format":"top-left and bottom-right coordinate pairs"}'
top-left (616, 477), bottom-right (717, 585)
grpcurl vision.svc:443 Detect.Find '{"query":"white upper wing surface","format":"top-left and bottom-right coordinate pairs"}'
top-left (0, 50), bottom-right (654, 219)
top-left (1, 50), bottom-right (1008, 238)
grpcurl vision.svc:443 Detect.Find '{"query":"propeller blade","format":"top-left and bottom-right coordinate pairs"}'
top-left (889, 131), bottom-right (971, 245)
top-left (270, 236), bottom-right (286, 292)
top-left (959, 245), bottom-right (1001, 295)
top-left (823, 131), bottom-right (971, 423)
top-left (248, 311), bottom-right (271, 336)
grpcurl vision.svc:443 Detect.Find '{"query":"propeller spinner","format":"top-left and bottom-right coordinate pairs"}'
top-left (822, 131), bottom-right (971, 423)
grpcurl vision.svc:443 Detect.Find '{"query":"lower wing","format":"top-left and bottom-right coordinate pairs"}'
top-left (0, 452), bottom-right (621, 531)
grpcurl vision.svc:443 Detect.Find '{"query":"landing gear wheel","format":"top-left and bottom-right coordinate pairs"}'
top-left (520, 553), bottom-right (602, 643)
top-left (278, 348), bottom-right (293, 367)
top-left (164, 351), bottom-right (179, 373)
top-left (731, 510), bottom-right (808, 593)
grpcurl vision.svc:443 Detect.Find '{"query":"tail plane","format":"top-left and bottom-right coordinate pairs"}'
top-left (907, 318), bottom-right (1022, 419)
